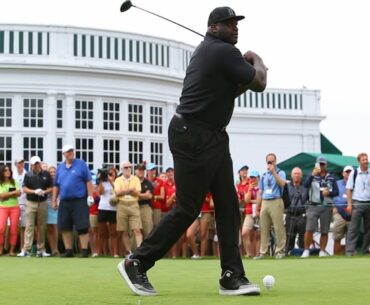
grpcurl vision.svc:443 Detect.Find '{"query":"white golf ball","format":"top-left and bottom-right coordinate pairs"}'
top-left (263, 275), bottom-right (275, 290)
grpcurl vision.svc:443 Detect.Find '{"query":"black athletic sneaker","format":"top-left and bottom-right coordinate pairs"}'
top-left (80, 249), bottom-right (89, 258)
top-left (219, 270), bottom-right (260, 296)
top-left (61, 250), bottom-right (74, 258)
top-left (117, 258), bottom-right (157, 296)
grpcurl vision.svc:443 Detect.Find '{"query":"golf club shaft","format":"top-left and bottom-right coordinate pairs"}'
top-left (132, 4), bottom-right (204, 38)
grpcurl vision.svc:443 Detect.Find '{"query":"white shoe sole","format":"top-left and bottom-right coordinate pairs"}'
top-left (219, 285), bottom-right (261, 296)
top-left (117, 261), bottom-right (157, 296)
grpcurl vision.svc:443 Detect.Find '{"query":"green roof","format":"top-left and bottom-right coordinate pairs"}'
top-left (321, 133), bottom-right (342, 155)
top-left (277, 152), bottom-right (358, 179)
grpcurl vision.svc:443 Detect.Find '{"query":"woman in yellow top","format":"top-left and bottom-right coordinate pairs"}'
top-left (0, 165), bottom-right (21, 256)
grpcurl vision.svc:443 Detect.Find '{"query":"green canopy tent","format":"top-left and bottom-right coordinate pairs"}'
top-left (277, 152), bottom-right (358, 180)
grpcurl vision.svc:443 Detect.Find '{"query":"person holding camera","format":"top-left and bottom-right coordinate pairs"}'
top-left (18, 156), bottom-right (53, 257)
top-left (301, 156), bottom-right (338, 258)
top-left (96, 167), bottom-right (119, 257)
top-left (255, 153), bottom-right (287, 259)
top-left (0, 165), bottom-right (21, 256)
top-left (285, 167), bottom-right (308, 254)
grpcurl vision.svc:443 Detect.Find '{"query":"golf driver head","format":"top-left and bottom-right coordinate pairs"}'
top-left (120, 0), bottom-right (133, 12)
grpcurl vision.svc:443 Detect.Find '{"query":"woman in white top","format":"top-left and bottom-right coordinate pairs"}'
top-left (97, 167), bottom-right (118, 257)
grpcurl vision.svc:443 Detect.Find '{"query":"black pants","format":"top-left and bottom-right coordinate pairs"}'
top-left (285, 213), bottom-right (306, 253)
top-left (133, 114), bottom-right (244, 277)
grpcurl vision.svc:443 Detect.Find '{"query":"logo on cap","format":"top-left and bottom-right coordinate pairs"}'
top-left (228, 8), bottom-right (235, 17)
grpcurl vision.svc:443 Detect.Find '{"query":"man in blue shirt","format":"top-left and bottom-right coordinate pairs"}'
top-left (52, 144), bottom-right (94, 258)
top-left (255, 153), bottom-right (286, 259)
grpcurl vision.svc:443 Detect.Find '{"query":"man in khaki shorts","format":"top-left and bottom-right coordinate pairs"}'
top-left (115, 161), bottom-right (142, 257)
top-left (135, 163), bottom-right (154, 238)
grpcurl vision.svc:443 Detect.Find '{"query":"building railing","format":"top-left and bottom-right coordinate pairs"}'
top-left (0, 24), bottom-right (194, 76)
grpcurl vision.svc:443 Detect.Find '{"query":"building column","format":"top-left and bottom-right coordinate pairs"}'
top-left (44, 92), bottom-right (57, 166)
top-left (64, 93), bottom-right (75, 146)
top-left (12, 94), bottom-right (24, 161)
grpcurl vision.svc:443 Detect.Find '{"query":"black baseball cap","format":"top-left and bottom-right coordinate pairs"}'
top-left (208, 7), bottom-right (245, 26)
top-left (135, 163), bottom-right (146, 170)
top-left (239, 165), bottom-right (249, 172)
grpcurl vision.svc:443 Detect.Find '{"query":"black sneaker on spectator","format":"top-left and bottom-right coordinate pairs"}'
top-left (117, 258), bottom-right (157, 296)
top-left (61, 250), bottom-right (74, 258)
top-left (219, 270), bottom-right (260, 296)
top-left (80, 249), bottom-right (89, 258)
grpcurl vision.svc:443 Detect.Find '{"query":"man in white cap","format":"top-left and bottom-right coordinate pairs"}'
top-left (17, 156), bottom-right (53, 257)
top-left (332, 165), bottom-right (353, 254)
top-left (52, 144), bottom-right (94, 258)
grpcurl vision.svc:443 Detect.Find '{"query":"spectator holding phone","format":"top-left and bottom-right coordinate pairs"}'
top-left (301, 156), bottom-right (338, 258)
top-left (0, 165), bottom-right (21, 256)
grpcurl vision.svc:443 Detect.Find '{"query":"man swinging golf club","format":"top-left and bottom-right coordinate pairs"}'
top-left (118, 6), bottom-right (267, 296)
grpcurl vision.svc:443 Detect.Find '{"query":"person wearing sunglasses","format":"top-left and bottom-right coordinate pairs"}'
top-left (114, 161), bottom-right (142, 258)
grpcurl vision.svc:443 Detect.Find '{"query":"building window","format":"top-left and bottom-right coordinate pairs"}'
top-left (0, 98), bottom-right (12, 127)
top-left (75, 100), bottom-right (93, 129)
top-left (107, 37), bottom-right (111, 59)
top-left (0, 31), bottom-right (4, 54)
top-left (103, 139), bottom-right (120, 168)
top-left (128, 140), bottom-right (143, 166)
top-left (0, 136), bottom-right (12, 165)
top-left (121, 39), bottom-right (126, 60)
top-left (128, 104), bottom-right (143, 132)
top-left (9, 31), bottom-right (14, 54)
top-left (23, 98), bottom-right (44, 128)
top-left (28, 32), bottom-right (33, 54)
top-left (57, 99), bottom-right (63, 128)
top-left (82, 34), bottom-right (86, 57)
top-left (249, 92), bottom-right (253, 108)
top-left (75, 138), bottom-right (94, 169)
top-left (19, 31), bottom-right (24, 54)
top-left (99, 36), bottom-right (103, 58)
top-left (57, 138), bottom-right (63, 164)
top-left (90, 35), bottom-right (95, 57)
top-left (23, 137), bottom-right (43, 164)
top-left (150, 106), bottom-right (163, 134)
top-left (150, 142), bottom-right (163, 172)
top-left (103, 101), bottom-right (120, 131)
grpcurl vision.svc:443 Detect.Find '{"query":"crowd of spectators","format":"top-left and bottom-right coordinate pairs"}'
top-left (0, 150), bottom-right (369, 258)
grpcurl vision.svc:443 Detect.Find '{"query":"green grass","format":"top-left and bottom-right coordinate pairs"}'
top-left (1, 256), bottom-right (370, 305)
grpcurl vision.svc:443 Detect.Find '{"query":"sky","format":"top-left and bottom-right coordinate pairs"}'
top-left (2, 0), bottom-right (369, 157)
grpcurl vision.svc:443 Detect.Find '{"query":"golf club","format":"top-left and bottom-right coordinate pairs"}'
top-left (120, 0), bottom-right (204, 38)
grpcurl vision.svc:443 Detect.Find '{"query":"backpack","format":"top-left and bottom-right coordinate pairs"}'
top-left (281, 183), bottom-right (291, 209)
top-left (352, 168), bottom-right (358, 190)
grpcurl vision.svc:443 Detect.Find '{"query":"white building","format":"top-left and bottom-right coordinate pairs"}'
top-left (0, 24), bottom-right (324, 174)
